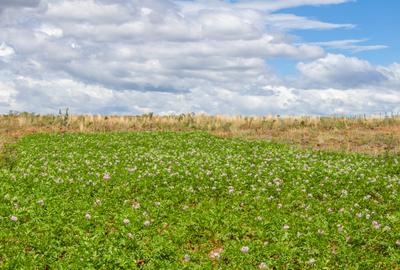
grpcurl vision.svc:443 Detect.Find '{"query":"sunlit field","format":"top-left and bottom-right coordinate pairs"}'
top-left (1, 132), bottom-right (399, 269)
top-left (1, 113), bottom-right (400, 155)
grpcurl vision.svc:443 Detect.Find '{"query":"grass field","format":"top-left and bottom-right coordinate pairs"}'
top-left (1, 113), bottom-right (400, 155)
top-left (1, 132), bottom-right (399, 269)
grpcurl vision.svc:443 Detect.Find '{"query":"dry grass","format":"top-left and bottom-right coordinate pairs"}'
top-left (1, 112), bottom-right (400, 156)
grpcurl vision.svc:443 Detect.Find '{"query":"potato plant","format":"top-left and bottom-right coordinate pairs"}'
top-left (1, 132), bottom-right (399, 269)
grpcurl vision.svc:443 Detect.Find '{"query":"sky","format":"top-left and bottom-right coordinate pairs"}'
top-left (0, 0), bottom-right (399, 116)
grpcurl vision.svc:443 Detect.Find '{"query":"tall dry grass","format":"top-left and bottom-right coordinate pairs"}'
top-left (1, 112), bottom-right (400, 155)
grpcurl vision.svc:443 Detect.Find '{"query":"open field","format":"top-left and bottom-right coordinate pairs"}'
top-left (1, 132), bottom-right (399, 269)
top-left (1, 113), bottom-right (400, 156)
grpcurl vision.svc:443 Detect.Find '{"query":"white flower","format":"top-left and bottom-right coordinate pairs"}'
top-left (144, 220), bottom-right (151, 227)
top-left (37, 199), bottom-right (45, 206)
top-left (127, 232), bottom-right (133, 239)
top-left (308, 258), bottom-right (316, 264)
top-left (240, 246), bottom-right (249, 253)
top-left (396, 240), bottom-right (400, 247)
top-left (85, 213), bottom-right (91, 220)
top-left (208, 248), bottom-right (223, 260)
top-left (283, 224), bottom-right (289, 230)
top-left (10, 215), bottom-right (18, 222)
top-left (132, 201), bottom-right (141, 209)
top-left (123, 218), bottom-right (130, 225)
top-left (184, 254), bottom-right (191, 262)
top-left (258, 262), bottom-right (267, 269)
top-left (383, 226), bottom-right (391, 231)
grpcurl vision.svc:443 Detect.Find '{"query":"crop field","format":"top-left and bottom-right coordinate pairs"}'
top-left (1, 132), bottom-right (399, 269)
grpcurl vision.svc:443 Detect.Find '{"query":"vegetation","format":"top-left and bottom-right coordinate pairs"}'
top-left (1, 112), bottom-right (400, 155)
top-left (1, 132), bottom-right (399, 269)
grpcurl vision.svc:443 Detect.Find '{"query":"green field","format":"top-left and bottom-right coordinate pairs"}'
top-left (1, 132), bottom-right (399, 269)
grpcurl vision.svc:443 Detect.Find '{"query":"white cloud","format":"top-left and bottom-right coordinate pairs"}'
top-left (0, 0), bottom-right (398, 116)
top-left (230, 0), bottom-right (355, 11)
top-left (3, 75), bottom-right (399, 116)
top-left (37, 24), bottom-right (64, 38)
top-left (297, 54), bottom-right (386, 88)
top-left (0, 42), bottom-right (15, 58)
top-left (177, 0), bottom-right (354, 12)
top-left (265, 14), bottom-right (354, 30)
top-left (0, 0), bottom-right (41, 10)
top-left (310, 39), bottom-right (388, 53)
top-left (0, 81), bottom-right (17, 111)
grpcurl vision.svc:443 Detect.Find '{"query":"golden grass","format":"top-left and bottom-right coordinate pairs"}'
top-left (1, 112), bottom-right (400, 155)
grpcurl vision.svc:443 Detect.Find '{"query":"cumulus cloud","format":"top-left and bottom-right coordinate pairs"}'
top-left (297, 54), bottom-right (387, 88)
top-left (0, 0), bottom-right (398, 115)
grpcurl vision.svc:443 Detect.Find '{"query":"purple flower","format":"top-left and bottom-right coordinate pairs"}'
top-left (183, 254), bottom-right (191, 262)
top-left (10, 215), bottom-right (18, 222)
top-left (240, 246), bottom-right (249, 253)
top-left (103, 173), bottom-right (110, 181)
top-left (372, 221), bottom-right (381, 229)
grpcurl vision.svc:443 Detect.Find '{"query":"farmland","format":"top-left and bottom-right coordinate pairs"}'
top-left (1, 113), bottom-right (400, 155)
top-left (1, 132), bottom-right (399, 269)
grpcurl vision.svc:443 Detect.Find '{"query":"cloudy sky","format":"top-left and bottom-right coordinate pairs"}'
top-left (0, 0), bottom-right (399, 115)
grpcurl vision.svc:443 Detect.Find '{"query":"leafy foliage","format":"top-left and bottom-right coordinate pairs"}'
top-left (0, 132), bottom-right (399, 269)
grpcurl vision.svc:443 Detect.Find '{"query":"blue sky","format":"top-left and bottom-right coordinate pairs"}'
top-left (270, 0), bottom-right (400, 74)
top-left (285, 0), bottom-right (400, 63)
top-left (0, 0), bottom-right (399, 115)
